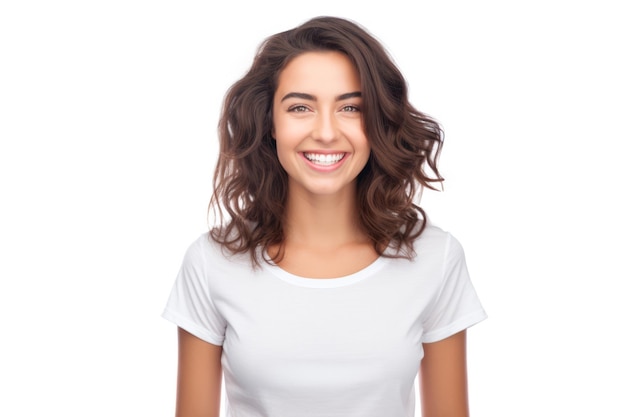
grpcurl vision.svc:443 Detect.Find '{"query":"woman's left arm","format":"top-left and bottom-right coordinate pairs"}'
top-left (419, 330), bottom-right (470, 417)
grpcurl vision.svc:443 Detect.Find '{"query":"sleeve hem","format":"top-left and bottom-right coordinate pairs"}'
top-left (162, 308), bottom-right (225, 346)
top-left (422, 309), bottom-right (487, 344)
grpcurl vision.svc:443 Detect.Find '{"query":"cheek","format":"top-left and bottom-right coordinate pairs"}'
top-left (355, 134), bottom-right (371, 168)
top-left (274, 116), bottom-right (306, 140)
top-left (273, 121), bottom-right (309, 159)
top-left (350, 128), bottom-right (370, 153)
top-left (273, 136), bottom-right (299, 172)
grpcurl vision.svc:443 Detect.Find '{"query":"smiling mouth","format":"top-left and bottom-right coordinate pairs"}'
top-left (303, 152), bottom-right (346, 166)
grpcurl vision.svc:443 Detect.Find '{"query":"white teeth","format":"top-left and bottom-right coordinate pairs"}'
top-left (303, 152), bottom-right (345, 166)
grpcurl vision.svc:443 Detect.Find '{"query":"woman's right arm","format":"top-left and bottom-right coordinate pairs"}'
top-left (175, 327), bottom-right (223, 417)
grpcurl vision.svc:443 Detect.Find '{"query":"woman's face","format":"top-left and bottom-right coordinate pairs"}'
top-left (272, 51), bottom-right (370, 200)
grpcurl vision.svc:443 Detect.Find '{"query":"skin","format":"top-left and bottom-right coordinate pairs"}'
top-left (270, 51), bottom-right (375, 277)
top-left (174, 51), bottom-right (471, 416)
top-left (420, 331), bottom-right (470, 417)
top-left (175, 328), bottom-right (222, 417)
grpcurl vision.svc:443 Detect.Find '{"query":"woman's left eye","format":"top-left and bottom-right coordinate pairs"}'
top-left (341, 105), bottom-right (360, 112)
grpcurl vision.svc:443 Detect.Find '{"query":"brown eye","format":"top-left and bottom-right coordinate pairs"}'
top-left (288, 105), bottom-right (309, 113)
top-left (342, 105), bottom-right (360, 112)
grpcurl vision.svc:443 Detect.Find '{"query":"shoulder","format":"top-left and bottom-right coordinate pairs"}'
top-left (393, 221), bottom-right (467, 278)
top-left (414, 221), bottom-right (463, 257)
top-left (181, 232), bottom-right (228, 270)
top-left (181, 231), bottom-right (255, 277)
top-left (182, 232), bottom-right (214, 261)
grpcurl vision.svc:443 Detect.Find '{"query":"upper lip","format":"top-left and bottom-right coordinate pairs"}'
top-left (302, 151), bottom-right (347, 155)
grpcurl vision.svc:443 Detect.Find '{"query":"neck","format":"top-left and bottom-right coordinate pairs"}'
top-left (282, 187), bottom-right (368, 249)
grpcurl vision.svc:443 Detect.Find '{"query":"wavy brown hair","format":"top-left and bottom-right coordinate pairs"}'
top-left (209, 16), bottom-right (444, 266)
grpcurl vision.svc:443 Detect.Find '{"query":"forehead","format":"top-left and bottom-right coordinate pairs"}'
top-left (275, 51), bottom-right (361, 95)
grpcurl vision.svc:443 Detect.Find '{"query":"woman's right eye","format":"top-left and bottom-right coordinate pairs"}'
top-left (288, 105), bottom-right (309, 113)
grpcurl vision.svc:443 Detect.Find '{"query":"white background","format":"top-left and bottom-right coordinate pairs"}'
top-left (1, 0), bottom-right (624, 416)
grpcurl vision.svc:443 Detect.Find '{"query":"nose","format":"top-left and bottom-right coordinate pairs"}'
top-left (312, 111), bottom-right (338, 143)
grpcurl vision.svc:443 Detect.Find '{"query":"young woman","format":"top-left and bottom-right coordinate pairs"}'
top-left (163, 16), bottom-right (486, 417)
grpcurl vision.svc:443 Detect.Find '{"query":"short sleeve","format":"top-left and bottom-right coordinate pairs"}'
top-left (162, 236), bottom-right (226, 345)
top-left (421, 234), bottom-right (487, 343)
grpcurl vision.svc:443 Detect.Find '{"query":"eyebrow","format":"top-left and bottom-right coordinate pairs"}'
top-left (280, 91), bottom-right (362, 102)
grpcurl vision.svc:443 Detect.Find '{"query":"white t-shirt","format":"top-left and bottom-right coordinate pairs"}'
top-left (163, 224), bottom-right (486, 417)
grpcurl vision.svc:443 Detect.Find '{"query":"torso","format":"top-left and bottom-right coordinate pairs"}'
top-left (163, 224), bottom-right (487, 417)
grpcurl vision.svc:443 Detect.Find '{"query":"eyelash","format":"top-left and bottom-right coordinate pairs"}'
top-left (288, 105), bottom-right (309, 113)
top-left (286, 105), bottom-right (360, 113)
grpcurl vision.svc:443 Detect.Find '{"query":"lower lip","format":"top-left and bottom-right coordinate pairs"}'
top-left (300, 153), bottom-right (348, 172)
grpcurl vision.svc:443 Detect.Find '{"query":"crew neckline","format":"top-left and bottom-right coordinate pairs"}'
top-left (262, 255), bottom-right (390, 288)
